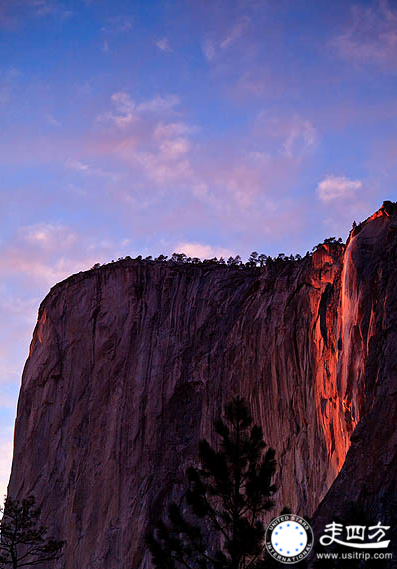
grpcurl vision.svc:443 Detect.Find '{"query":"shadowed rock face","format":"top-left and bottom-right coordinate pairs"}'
top-left (8, 202), bottom-right (397, 569)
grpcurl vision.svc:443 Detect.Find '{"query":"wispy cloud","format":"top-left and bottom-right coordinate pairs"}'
top-left (201, 39), bottom-right (216, 61)
top-left (21, 0), bottom-right (72, 19)
top-left (66, 158), bottom-right (90, 172)
top-left (282, 117), bottom-right (318, 159)
top-left (174, 242), bottom-right (234, 259)
top-left (0, 1), bottom-right (72, 29)
top-left (20, 222), bottom-right (77, 250)
top-left (201, 15), bottom-right (250, 61)
top-left (332, 0), bottom-right (397, 70)
top-left (0, 222), bottom-right (135, 287)
top-left (156, 38), bottom-right (172, 52)
top-left (96, 91), bottom-right (134, 128)
top-left (96, 92), bottom-right (180, 129)
top-left (136, 94), bottom-right (179, 114)
top-left (101, 15), bottom-right (133, 34)
top-left (44, 113), bottom-right (61, 127)
top-left (153, 121), bottom-right (197, 139)
top-left (317, 175), bottom-right (362, 202)
top-left (132, 146), bottom-right (192, 185)
top-left (254, 112), bottom-right (318, 160)
top-left (65, 158), bottom-right (120, 181)
top-left (220, 16), bottom-right (250, 49)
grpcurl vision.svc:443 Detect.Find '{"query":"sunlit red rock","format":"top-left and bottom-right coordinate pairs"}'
top-left (311, 201), bottom-right (397, 563)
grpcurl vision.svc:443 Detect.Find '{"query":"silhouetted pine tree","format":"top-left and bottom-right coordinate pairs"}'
top-left (146, 397), bottom-right (281, 569)
top-left (0, 495), bottom-right (65, 568)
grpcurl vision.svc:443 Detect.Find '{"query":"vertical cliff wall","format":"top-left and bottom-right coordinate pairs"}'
top-left (7, 203), bottom-right (397, 569)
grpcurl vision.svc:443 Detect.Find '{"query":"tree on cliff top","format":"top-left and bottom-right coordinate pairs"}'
top-left (0, 495), bottom-right (65, 568)
top-left (146, 397), bottom-right (281, 569)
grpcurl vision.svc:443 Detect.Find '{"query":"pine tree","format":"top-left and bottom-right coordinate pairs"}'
top-left (0, 495), bottom-right (65, 568)
top-left (146, 397), bottom-right (281, 569)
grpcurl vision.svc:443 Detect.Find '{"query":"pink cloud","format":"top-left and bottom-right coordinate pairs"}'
top-left (317, 175), bottom-right (362, 202)
top-left (174, 242), bottom-right (234, 259)
top-left (0, 222), bottom-right (135, 287)
top-left (252, 112), bottom-right (318, 160)
top-left (332, 1), bottom-right (397, 70)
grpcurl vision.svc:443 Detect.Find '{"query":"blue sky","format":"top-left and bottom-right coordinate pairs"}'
top-left (0, 0), bottom-right (397, 496)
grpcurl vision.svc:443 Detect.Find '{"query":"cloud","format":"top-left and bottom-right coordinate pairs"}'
top-left (116, 130), bottom-right (193, 185)
top-left (96, 92), bottom-right (180, 129)
top-left (174, 242), bottom-right (234, 260)
top-left (156, 38), bottom-right (172, 52)
top-left (107, 91), bottom-right (135, 128)
top-left (19, 222), bottom-right (77, 250)
top-left (132, 149), bottom-right (192, 185)
top-left (201, 16), bottom-right (250, 61)
top-left (283, 118), bottom-right (318, 158)
top-left (44, 113), bottom-right (61, 127)
top-left (65, 158), bottom-right (120, 180)
top-left (153, 121), bottom-right (197, 139)
top-left (317, 175), bottom-right (362, 202)
top-left (201, 39), bottom-right (216, 61)
top-left (92, 91), bottom-right (194, 185)
top-left (254, 113), bottom-right (318, 160)
top-left (17, 0), bottom-right (72, 19)
top-left (66, 158), bottom-right (89, 172)
top-left (0, 433), bottom-right (13, 500)
top-left (159, 137), bottom-right (190, 159)
top-left (220, 16), bottom-right (250, 49)
top-left (95, 91), bottom-right (134, 128)
top-left (112, 91), bottom-right (134, 112)
top-left (101, 15), bottom-right (133, 34)
top-left (332, 1), bottom-right (397, 70)
top-left (136, 95), bottom-right (179, 114)
top-left (0, 222), bottom-right (135, 287)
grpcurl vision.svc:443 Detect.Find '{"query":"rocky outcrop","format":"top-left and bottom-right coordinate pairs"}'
top-left (8, 202), bottom-right (397, 568)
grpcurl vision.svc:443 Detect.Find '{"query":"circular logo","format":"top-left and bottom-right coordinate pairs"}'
top-left (265, 514), bottom-right (314, 564)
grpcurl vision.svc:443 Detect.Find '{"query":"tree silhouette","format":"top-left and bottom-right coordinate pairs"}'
top-left (257, 254), bottom-right (267, 268)
top-left (0, 495), bottom-right (65, 568)
top-left (146, 397), bottom-right (281, 569)
top-left (247, 252), bottom-right (258, 267)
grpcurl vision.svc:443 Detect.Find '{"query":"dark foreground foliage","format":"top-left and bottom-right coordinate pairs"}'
top-left (146, 397), bottom-right (284, 569)
top-left (0, 495), bottom-right (65, 568)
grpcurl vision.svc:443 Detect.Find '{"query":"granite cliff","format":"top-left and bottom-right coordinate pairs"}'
top-left (7, 202), bottom-right (397, 568)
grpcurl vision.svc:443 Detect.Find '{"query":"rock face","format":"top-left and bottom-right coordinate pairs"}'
top-left (8, 202), bottom-right (397, 569)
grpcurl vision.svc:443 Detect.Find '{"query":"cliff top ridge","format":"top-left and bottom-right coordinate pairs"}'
top-left (39, 201), bottom-right (396, 316)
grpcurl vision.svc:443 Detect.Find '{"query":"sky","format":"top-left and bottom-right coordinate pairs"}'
top-left (0, 0), bottom-right (397, 499)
